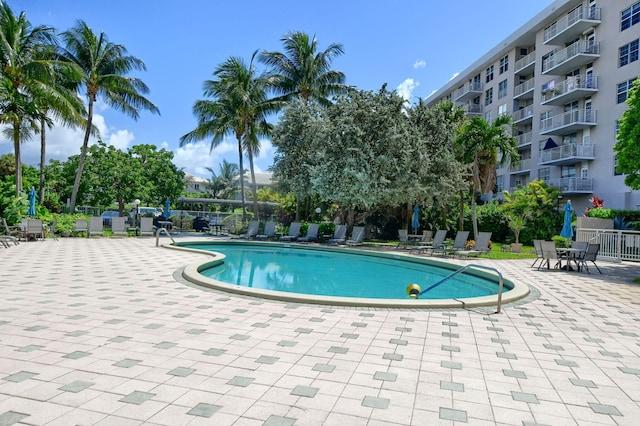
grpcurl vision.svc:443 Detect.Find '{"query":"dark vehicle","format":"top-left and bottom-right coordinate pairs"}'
top-left (192, 217), bottom-right (210, 232)
top-left (101, 210), bottom-right (120, 226)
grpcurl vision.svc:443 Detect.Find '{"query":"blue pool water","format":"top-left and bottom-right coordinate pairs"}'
top-left (187, 243), bottom-right (507, 300)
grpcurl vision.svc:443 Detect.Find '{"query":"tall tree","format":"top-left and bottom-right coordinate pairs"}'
top-left (614, 77), bottom-right (640, 189)
top-left (457, 115), bottom-right (520, 237)
top-left (180, 51), bottom-right (281, 222)
top-left (0, 4), bottom-right (82, 196)
top-left (206, 159), bottom-right (239, 200)
top-left (59, 20), bottom-right (159, 213)
top-left (260, 31), bottom-right (347, 220)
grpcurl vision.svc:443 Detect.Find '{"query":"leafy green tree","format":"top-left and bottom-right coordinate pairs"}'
top-left (457, 115), bottom-right (520, 238)
top-left (129, 144), bottom-right (185, 207)
top-left (60, 20), bottom-right (160, 213)
top-left (0, 4), bottom-right (83, 196)
top-left (614, 77), bottom-right (640, 189)
top-left (180, 51), bottom-right (282, 221)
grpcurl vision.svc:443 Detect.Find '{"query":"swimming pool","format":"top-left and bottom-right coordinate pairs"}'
top-left (172, 241), bottom-right (529, 309)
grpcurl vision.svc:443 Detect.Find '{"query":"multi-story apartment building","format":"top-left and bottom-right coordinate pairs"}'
top-left (425, 0), bottom-right (640, 213)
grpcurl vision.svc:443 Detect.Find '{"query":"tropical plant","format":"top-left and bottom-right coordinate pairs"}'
top-left (59, 20), bottom-right (160, 213)
top-left (206, 159), bottom-right (239, 200)
top-left (614, 78), bottom-right (640, 189)
top-left (457, 115), bottom-right (520, 237)
top-left (180, 51), bottom-right (282, 222)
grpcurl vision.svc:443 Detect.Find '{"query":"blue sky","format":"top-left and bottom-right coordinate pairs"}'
top-left (2, 0), bottom-right (554, 179)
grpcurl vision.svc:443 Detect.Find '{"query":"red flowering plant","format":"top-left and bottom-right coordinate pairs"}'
top-left (586, 195), bottom-right (609, 217)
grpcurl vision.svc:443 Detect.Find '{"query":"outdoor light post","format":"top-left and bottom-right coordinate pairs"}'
top-left (134, 199), bottom-right (140, 236)
top-left (315, 207), bottom-right (321, 222)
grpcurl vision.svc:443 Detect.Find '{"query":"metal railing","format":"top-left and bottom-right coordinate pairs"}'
top-left (514, 51), bottom-right (536, 73)
top-left (576, 228), bottom-right (640, 262)
top-left (548, 177), bottom-right (593, 192)
top-left (516, 131), bottom-right (532, 147)
top-left (544, 6), bottom-right (601, 43)
top-left (541, 74), bottom-right (598, 103)
top-left (415, 264), bottom-right (506, 313)
top-left (155, 227), bottom-right (176, 247)
top-left (513, 105), bottom-right (534, 122)
top-left (542, 40), bottom-right (600, 73)
top-left (540, 109), bottom-right (597, 133)
top-left (538, 143), bottom-right (595, 163)
top-left (514, 78), bottom-right (535, 97)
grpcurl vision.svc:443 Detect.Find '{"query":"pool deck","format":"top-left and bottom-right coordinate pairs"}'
top-left (1, 235), bottom-right (639, 425)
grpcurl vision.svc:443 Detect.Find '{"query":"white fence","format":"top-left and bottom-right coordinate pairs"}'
top-left (576, 228), bottom-right (640, 262)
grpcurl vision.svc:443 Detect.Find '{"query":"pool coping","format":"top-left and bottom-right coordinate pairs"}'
top-left (164, 240), bottom-right (531, 309)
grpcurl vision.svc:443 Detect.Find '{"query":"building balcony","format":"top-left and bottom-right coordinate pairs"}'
top-left (515, 131), bottom-right (532, 148)
top-left (510, 158), bottom-right (531, 175)
top-left (462, 103), bottom-right (482, 115)
top-left (548, 177), bottom-right (593, 194)
top-left (514, 51), bottom-right (535, 75)
top-left (514, 78), bottom-right (535, 100)
top-left (454, 82), bottom-right (483, 102)
top-left (542, 41), bottom-right (600, 75)
top-left (544, 6), bottom-right (601, 45)
top-left (541, 75), bottom-right (598, 106)
top-left (538, 142), bottom-right (595, 165)
top-left (539, 109), bottom-right (597, 135)
top-left (513, 105), bottom-right (534, 124)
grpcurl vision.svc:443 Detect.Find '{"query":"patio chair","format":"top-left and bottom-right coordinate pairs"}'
top-left (531, 240), bottom-right (544, 268)
top-left (74, 219), bottom-right (88, 236)
top-left (255, 221), bottom-right (276, 240)
top-left (327, 224), bottom-right (347, 245)
top-left (456, 231), bottom-right (492, 257)
top-left (239, 220), bottom-right (259, 239)
top-left (411, 229), bottom-right (448, 255)
top-left (25, 219), bottom-right (45, 241)
top-left (139, 217), bottom-right (155, 236)
top-left (538, 241), bottom-right (560, 270)
top-left (297, 223), bottom-right (319, 243)
top-left (279, 222), bottom-right (301, 242)
top-left (396, 229), bottom-right (409, 249)
top-left (575, 243), bottom-right (602, 274)
top-left (111, 216), bottom-right (128, 236)
top-left (48, 219), bottom-right (58, 241)
top-left (346, 226), bottom-right (365, 246)
top-left (2, 217), bottom-right (22, 240)
top-left (434, 230), bottom-right (469, 256)
top-left (88, 216), bottom-right (104, 237)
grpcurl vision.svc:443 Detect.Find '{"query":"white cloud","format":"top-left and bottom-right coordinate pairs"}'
top-left (172, 139), bottom-right (238, 178)
top-left (413, 60), bottom-right (426, 69)
top-left (107, 129), bottom-right (135, 150)
top-left (396, 78), bottom-right (419, 102)
top-left (449, 72), bottom-right (460, 81)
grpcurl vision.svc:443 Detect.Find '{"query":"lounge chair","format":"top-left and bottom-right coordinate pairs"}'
top-left (74, 219), bottom-right (88, 236)
top-left (2, 217), bottom-right (22, 241)
top-left (433, 230), bottom-right (469, 256)
top-left (531, 239), bottom-right (544, 268)
top-left (411, 229), bottom-right (447, 255)
top-left (327, 225), bottom-right (347, 245)
top-left (111, 216), bottom-right (128, 236)
top-left (346, 226), bottom-right (365, 246)
top-left (538, 241), bottom-right (560, 270)
top-left (48, 219), bottom-right (58, 241)
top-left (239, 220), bottom-right (259, 239)
top-left (279, 222), bottom-right (301, 242)
top-left (255, 221), bottom-right (276, 240)
top-left (456, 231), bottom-right (492, 257)
top-left (88, 216), bottom-right (104, 237)
top-left (575, 243), bottom-right (602, 274)
top-left (139, 217), bottom-right (155, 236)
top-left (297, 223), bottom-right (319, 243)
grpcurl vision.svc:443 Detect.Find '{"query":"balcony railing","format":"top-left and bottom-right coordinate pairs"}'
top-left (515, 131), bottom-right (532, 148)
top-left (463, 104), bottom-right (482, 115)
top-left (541, 74), bottom-right (598, 105)
top-left (514, 78), bottom-right (535, 99)
top-left (514, 51), bottom-right (536, 74)
top-left (544, 6), bottom-right (601, 45)
top-left (454, 81), bottom-right (483, 102)
top-left (539, 143), bottom-right (595, 165)
top-left (510, 158), bottom-right (530, 174)
top-left (548, 177), bottom-right (593, 193)
top-left (542, 40), bottom-right (600, 75)
top-left (540, 109), bottom-right (597, 135)
top-left (513, 105), bottom-right (534, 123)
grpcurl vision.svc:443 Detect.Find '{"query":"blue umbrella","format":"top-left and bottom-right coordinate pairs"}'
top-left (27, 187), bottom-right (36, 216)
top-left (412, 205), bottom-right (420, 233)
top-left (560, 200), bottom-right (574, 239)
top-left (165, 198), bottom-right (171, 217)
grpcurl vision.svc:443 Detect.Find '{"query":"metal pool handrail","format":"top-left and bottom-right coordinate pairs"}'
top-left (418, 264), bottom-right (505, 313)
top-left (155, 228), bottom-right (175, 247)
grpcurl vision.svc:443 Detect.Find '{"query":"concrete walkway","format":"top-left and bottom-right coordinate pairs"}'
top-left (1, 236), bottom-right (639, 425)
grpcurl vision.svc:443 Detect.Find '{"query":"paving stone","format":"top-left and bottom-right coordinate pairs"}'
top-left (341, 333), bottom-right (359, 339)
top-left (442, 332), bottom-right (459, 338)
top-left (0, 411), bottom-right (30, 425)
top-left (588, 402), bottom-right (622, 416)
top-left (441, 361), bottom-right (462, 370)
top-left (187, 403), bottom-right (221, 418)
top-left (374, 371), bottom-right (397, 382)
top-left (599, 351), bottom-right (623, 358)
top-left (291, 385), bottom-right (319, 397)
top-left (439, 407), bottom-right (467, 422)
top-left (230, 334), bottom-right (250, 341)
top-left (186, 328), bottom-right (206, 335)
top-left (263, 415), bottom-right (297, 426)
top-left (312, 363), bottom-right (335, 373)
top-left (16, 345), bottom-right (44, 353)
top-left (168, 367), bottom-right (195, 377)
top-left (441, 345), bottom-right (460, 352)
top-left (383, 353), bottom-right (404, 361)
top-left (618, 366), bottom-right (640, 375)
top-left (543, 344), bottom-right (564, 351)
top-left (362, 395), bottom-right (389, 409)
top-left (295, 328), bottom-right (313, 334)
top-left (496, 352), bottom-right (517, 360)
top-left (555, 359), bottom-right (579, 368)
top-left (256, 356), bottom-right (279, 365)
top-left (227, 376), bottom-right (255, 387)
top-left (511, 391), bottom-right (539, 404)
top-left (113, 358), bottom-right (142, 368)
top-left (59, 380), bottom-right (95, 393)
top-left (109, 336), bottom-right (131, 343)
top-left (277, 340), bottom-right (297, 347)
top-left (503, 369), bottom-right (527, 379)
top-left (569, 378), bottom-right (597, 388)
top-left (120, 391), bottom-right (155, 405)
top-left (328, 346), bottom-right (349, 354)
top-left (203, 348), bottom-right (226, 356)
top-left (4, 371), bottom-right (38, 383)
top-left (63, 351), bottom-right (91, 360)
top-left (440, 381), bottom-right (464, 392)
top-left (390, 338), bottom-right (408, 346)
top-left (154, 342), bottom-right (176, 349)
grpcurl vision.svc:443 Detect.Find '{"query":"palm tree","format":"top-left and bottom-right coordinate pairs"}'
top-left (206, 159), bottom-right (239, 200)
top-left (0, 4), bottom-right (82, 196)
top-left (180, 51), bottom-right (281, 222)
top-left (260, 31), bottom-right (347, 220)
top-left (59, 21), bottom-right (160, 212)
top-left (457, 115), bottom-right (520, 237)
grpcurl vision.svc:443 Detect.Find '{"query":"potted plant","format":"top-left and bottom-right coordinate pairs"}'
top-left (504, 211), bottom-right (527, 252)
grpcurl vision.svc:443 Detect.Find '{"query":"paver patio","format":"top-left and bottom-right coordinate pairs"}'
top-left (1, 236), bottom-right (639, 425)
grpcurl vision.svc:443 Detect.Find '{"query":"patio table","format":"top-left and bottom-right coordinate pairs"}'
top-left (556, 247), bottom-right (585, 271)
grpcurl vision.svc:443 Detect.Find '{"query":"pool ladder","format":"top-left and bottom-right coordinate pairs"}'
top-left (419, 264), bottom-right (505, 313)
top-left (155, 228), bottom-right (176, 247)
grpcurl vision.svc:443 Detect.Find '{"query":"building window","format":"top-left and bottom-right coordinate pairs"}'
top-left (538, 167), bottom-right (550, 183)
top-left (485, 111), bottom-right (492, 122)
top-left (621, 1), bottom-right (640, 31)
top-left (486, 65), bottom-right (494, 83)
top-left (485, 88), bottom-right (493, 106)
top-left (496, 175), bottom-right (503, 193)
top-left (617, 78), bottom-right (637, 103)
top-left (498, 104), bottom-right (507, 116)
top-left (498, 80), bottom-right (508, 98)
top-left (614, 156), bottom-right (623, 176)
top-left (499, 55), bottom-right (509, 74)
top-left (619, 39), bottom-right (639, 67)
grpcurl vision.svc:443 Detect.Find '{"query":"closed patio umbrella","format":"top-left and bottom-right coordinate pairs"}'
top-left (560, 200), bottom-right (574, 239)
top-left (412, 205), bottom-right (420, 233)
top-left (27, 187), bottom-right (36, 216)
top-left (165, 198), bottom-right (171, 217)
